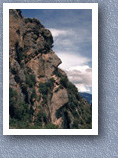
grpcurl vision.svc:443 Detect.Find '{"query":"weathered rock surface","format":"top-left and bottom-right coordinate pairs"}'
top-left (51, 88), bottom-right (68, 123)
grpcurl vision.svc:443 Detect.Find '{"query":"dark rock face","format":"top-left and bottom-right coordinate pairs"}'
top-left (9, 9), bottom-right (92, 129)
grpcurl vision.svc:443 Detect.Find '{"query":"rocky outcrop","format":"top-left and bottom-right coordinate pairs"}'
top-left (51, 88), bottom-right (68, 123)
top-left (9, 9), bottom-right (92, 129)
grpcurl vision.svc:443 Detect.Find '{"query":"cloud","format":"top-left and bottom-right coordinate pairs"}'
top-left (56, 51), bottom-right (91, 70)
top-left (49, 28), bottom-right (67, 38)
top-left (75, 84), bottom-right (91, 93)
top-left (65, 65), bottom-right (92, 93)
top-left (50, 28), bottom-right (91, 45)
top-left (49, 27), bottom-right (92, 64)
top-left (54, 51), bottom-right (92, 93)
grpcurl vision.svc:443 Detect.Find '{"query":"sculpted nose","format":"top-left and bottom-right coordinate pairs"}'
top-left (49, 51), bottom-right (62, 68)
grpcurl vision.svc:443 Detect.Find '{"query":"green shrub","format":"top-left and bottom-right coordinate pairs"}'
top-left (29, 106), bottom-right (34, 116)
top-left (15, 42), bottom-right (25, 63)
top-left (9, 88), bottom-right (18, 118)
top-left (31, 89), bottom-right (37, 102)
top-left (47, 78), bottom-right (55, 89)
top-left (62, 110), bottom-right (71, 129)
top-left (11, 67), bottom-right (17, 74)
top-left (37, 111), bottom-right (47, 123)
top-left (72, 119), bottom-right (79, 128)
top-left (9, 87), bottom-right (30, 121)
top-left (56, 107), bottom-right (63, 119)
top-left (45, 123), bottom-right (58, 129)
top-left (9, 87), bottom-right (18, 98)
top-left (34, 120), bottom-right (42, 127)
top-left (14, 75), bottom-right (21, 83)
top-left (53, 69), bottom-right (62, 77)
top-left (14, 101), bottom-right (30, 121)
top-left (39, 79), bottom-right (54, 95)
top-left (38, 95), bottom-right (41, 101)
top-left (25, 18), bottom-right (33, 23)
top-left (21, 84), bottom-right (27, 95)
top-left (60, 76), bottom-right (68, 88)
top-left (9, 118), bottom-right (32, 129)
top-left (42, 95), bottom-right (47, 105)
top-left (39, 82), bottom-right (48, 95)
top-left (26, 73), bottom-right (36, 87)
top-left (9, 118), bottom-right (18, 128)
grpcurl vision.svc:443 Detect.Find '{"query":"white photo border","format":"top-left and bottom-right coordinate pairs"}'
top-left (3, 3), bottom-right (98, 135)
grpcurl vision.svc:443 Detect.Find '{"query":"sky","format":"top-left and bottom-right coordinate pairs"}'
top-left (21, 9), bottom-right (92, 94)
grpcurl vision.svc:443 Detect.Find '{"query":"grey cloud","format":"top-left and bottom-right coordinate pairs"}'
top-left (65, 66), bottom-right (92, 93)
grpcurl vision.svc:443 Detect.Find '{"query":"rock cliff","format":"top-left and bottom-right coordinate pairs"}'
top-left (9, 9), bottom-right (92, 129)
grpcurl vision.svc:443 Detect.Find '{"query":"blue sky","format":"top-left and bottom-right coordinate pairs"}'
top-left (21, 9), bottom-right (92, 94)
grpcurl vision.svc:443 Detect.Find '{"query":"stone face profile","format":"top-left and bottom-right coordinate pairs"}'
top-left (9, 9), bottom-right (92, 129)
